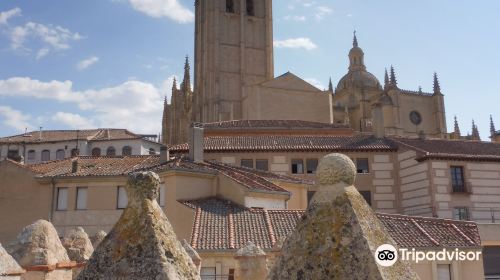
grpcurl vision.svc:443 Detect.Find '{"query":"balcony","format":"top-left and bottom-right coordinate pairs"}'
top-left (451, 183), bottom-right (471, 194)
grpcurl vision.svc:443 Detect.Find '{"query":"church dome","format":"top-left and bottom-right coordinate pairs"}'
top-left (336, 32), bottom-right (382, 91)
top-left (337, 70), bottom-right (382, 90)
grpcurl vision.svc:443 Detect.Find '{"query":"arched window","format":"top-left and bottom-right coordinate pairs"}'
top-left (41, 150), bottom-right (50, 162)
top-left (122, 146), bottom-right (132, 156)
top-left (106, 147), bottom-right (116, 156)
top-left (226, 0), bottom-right (234, 13)
top-left (246, 0), bottom-right (254, 16)
top-left (149, 148), bottom-right (156, 155)
top-left (27, 150), bottom-right (36, 161)
top-left (56, 149), bottom-right (65, 160)
top-left (92, 148), bottom-right (101, 156)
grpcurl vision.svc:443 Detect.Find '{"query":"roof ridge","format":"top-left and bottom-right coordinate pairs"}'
top-left (228, 206), bottom-right (236, 249)
top-left (191, 207), bottom-right (202, 249)
top-left (263, 209), bottom-right (276, 247)
top-left (411, 219), bottom-right (440, 246)
top-left (451, 224), bottom-right (476, 246)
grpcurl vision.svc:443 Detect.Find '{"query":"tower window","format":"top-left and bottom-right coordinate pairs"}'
top-left (246, 0), bottom-right (254, 16)
top-left (226, 0), bottom-right (234, 13)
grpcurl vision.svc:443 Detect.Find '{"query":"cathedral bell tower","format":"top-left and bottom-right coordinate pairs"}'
top-left (193, 0), bottom-right (274, 123)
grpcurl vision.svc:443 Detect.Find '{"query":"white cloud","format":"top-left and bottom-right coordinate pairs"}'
top-left (305, 78), bottom-right (324, 90)
top-left (128, 0), bottom-right (194, 23)
top-left (77, 56), bottom-right (100, 70)
top-left (315, 6), bottom-right (333, 20)
top-left (52, 112), bottom-right (94, 129)
top-left (274, 38), bottom-right (317, 50)
top-left (0, 106), bottom-right (32, 132)
top-left (0, 7), bottom-right (21, 25)
top-left (0, 77), bottom-right (167, 134)
top-left (36, 48), bottom-right (50, 60)
top-left (9, 21), bottom-right (82, 58)
top-left (283, 15), bottom-right (306, 22)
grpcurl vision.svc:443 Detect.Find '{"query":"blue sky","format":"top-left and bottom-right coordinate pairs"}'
top-left (0, 0), bottom-right (498, 139)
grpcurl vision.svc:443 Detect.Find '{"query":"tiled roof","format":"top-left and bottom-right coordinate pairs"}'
top-left (392, 137), bottom-right (500, 162)
top-left (0, 129), bottom-right (145, 144)
top-left (200, 161), bottom-right (290, 193)
top-left (170, 135), bottom-right (397, 153)
top-left (183, 198), bottom-right (481, 251)
top-left (28, 156), bottom-right (161, 178)
top-left (220, 164), bottom-right (314, 185)
top-left (203, 120), bottom-right (349, 130)
top-left (20, 157), bottom-right (293, 194)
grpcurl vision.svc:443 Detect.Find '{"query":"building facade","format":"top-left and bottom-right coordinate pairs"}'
top-left (0, 129), bottom-right (163, 164)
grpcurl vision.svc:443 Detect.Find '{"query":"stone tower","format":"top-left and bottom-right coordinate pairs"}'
top-left (192, 0), bottom-right (274, 123)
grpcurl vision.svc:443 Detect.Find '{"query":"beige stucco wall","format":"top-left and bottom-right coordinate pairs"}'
top-left (198, 248), bottom-right (484, 280)
top-left (205, 151), bottom-right (398, 212)
top-left (0, 161), bottom-right (52, 244)
top-left (243, 80), bottom-right (331, 123)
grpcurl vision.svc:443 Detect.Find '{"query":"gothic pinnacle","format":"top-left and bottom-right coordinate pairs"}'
top-left (182, 56), bottom-right (191, 92)
top-left (490, 115), bottom-right (496, 138)
top-left (353, 30), bottom-right (358, 48)
top-left (384, 68), bottom-right (389, 90)
top-left (454, 116), bottom-right (461, 136)
top-left (328, 78), bottom-right (333, 92)
top-left (172, 77), bottom-right (177, 91)
top-left (390, 65), bottom-right (397, 88)
top-left (433, 72), bottom-right (441, 95)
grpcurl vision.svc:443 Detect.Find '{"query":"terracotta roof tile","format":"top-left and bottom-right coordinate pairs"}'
top-left (183, 198), bottom-right (481, 251)
top-left (391, 137), bottom-right (500, 162)
top-left (170, 135), bottom-right (397, 153)
top-left (203, 120), bottom-right (349, 129)
top-left (200, 161), bottom-right (290, 193)
top-left (0, 129), bottom-right (143, 144)
top-left (28, 156), bottom-right (160, 177)
top-left (21, 157), bottom-right (292, 194)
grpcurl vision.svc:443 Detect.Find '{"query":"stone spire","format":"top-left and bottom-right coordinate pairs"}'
top-left (161, 96), bottom-right (169, 145)
top-left (471, 120), bottom-right (480, 141)
top-left (172, 77), bottom-right (178, 91)
top-left (384, 68), bottom-right (390, 90)
top-left (353, 30), bottom-right (358, 47)
top-left (0, 243), bottom-right (24, 278)
top-left (269, 153), bottom-right (419, 280)
top-left (389, 65), bottom-right (398, 89)
top-left (491, 115), bottom-right (496, 138)
top-left (433, 72), bottom-right (441, 95)
top-left (181, 56), bottom-right (191, 92)
top-left (328, 77), bottom-right (333, 92)
top-left (453, 116), bottom-right (461, 137)
top-left (77, 172), bottom-right (200, 280)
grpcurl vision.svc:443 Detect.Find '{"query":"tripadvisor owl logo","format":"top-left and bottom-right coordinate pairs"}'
top-left (375, 244), bottom-right (398, 267)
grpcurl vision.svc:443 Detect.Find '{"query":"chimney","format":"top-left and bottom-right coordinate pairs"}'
top-left (160, 146), bottom-right (170, 164)
top-left (39, 127), bottom-right (43, 141)
top-left (189, 123), bottom-right (204, 163)
top-left (72, 158), bottom-right (80, 173)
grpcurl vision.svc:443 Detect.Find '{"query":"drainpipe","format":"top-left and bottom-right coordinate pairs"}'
top-left (49, 177), bottom-right (57, 222)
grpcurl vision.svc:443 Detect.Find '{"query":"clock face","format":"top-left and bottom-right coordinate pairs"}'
top-left (410, 111), bottom-right (422, 125)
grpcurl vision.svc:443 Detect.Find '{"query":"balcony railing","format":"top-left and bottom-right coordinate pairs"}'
top-left (393, 207), bottom-right (500, 224)
top-left (451, 183), bottom-right (470, 194)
